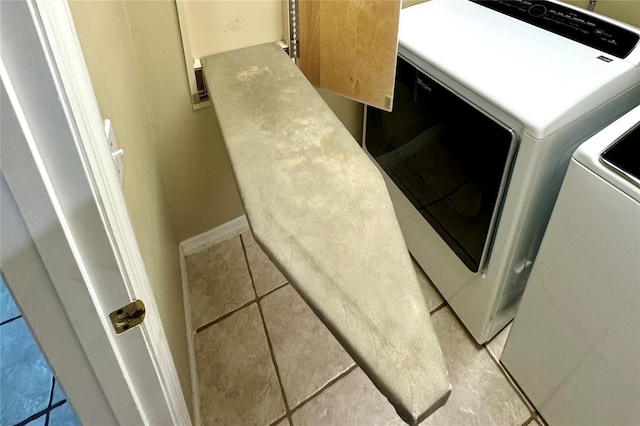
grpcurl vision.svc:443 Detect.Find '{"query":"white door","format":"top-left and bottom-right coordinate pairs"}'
top-left (0, 1), bottom-right (190, 425)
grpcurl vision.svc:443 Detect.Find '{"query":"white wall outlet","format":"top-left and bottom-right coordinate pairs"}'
top-left (103, 119), bottom-right (123, 184)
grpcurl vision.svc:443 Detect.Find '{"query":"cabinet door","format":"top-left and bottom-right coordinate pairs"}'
top-left (298, 0), bottom-right (401, 111)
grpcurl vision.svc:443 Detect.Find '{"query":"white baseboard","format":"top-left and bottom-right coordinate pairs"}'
top-left (179, 215), bottom-right (250, 257)
top-left (178, 215), bottom-right (251, 425)
top-left (179, 247), bottom-right (200, 426)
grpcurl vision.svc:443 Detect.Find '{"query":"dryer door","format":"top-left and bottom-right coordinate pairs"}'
top-left (366, 57), bottom-right (516, 272)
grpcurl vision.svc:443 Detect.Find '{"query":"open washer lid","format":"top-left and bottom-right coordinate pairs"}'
top-left (574, 104), bottom-right (640, 201)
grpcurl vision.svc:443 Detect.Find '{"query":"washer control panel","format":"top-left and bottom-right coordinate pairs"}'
top-left (471, 0), bottom-right (639, 58)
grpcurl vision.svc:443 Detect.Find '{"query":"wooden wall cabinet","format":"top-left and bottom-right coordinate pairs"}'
top-left (176, 0), bottom-right (401, 111)
top-left (298, 0), bottom-right (401, 111)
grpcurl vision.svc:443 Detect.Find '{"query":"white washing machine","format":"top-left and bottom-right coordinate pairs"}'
top-left (501, 104), bottom-right (640, 425)
top-left (363, 0), bottom-right (640, 343)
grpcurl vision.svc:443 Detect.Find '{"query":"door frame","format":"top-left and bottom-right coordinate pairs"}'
top-left (0, 0), bottom-right (190, 424)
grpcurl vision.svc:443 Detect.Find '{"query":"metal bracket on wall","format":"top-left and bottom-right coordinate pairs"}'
top-left (193, 58), bottom-right (208, 101)
top-left (289, 0), bottom-right (300, 59)
top-left (588, 0), bottom-right (597, 11)
top-left (175, 0), bottom-right (211, 110)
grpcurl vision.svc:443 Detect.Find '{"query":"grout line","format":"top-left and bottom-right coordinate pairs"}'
top-left (289, 364), bottom-right (359, 418)
top-left (0, 314), bottom-right (22, 326)
top-left (255, 283), bottom-right (292, 419)
top-left (44, 376), bottom-right (56, 426)
top-left (241, 236), bottom-right (292, 421)
top-left (194, 236), bottom-right (431, 425)
top-left (484, 345), bottom-right (532, 412)
top-left (238, 234), bottom-right (289, 300)
top-left (240, 236), bottom-right (259, 300)
top-left (521, 416), bottom-right (534, 426)
top-left (194, 282), bottom-right (290, 335)
top-left (523, 414), bottom-right (546, 426)
top-left (429, 302), bottom-right (448, 315)
top-left (258, 282), bottom-right (289, 301)
top-left (483, 345), bottom-right (537, 415)
top-left (193, 234), bottom-right (261, 334)
top-left (194, 299), bottom-right (256, 334)
top-left (535, 412), bottom-right (548, 426)
top-left (438, 301), bottom-right (537, 419)
top-left (268, 415), bottom-right (288, 426)
top-left (14, 400), bottom-right (66, 426)
top-left (429, 301), bottom-right (447, 315)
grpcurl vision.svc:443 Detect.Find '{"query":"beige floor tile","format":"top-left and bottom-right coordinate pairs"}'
top-left (272, 417), bottom-right (290, 426)
top-left (195, 303), bottom-right (285, 426)
top-left (424, 307), bottom-right (530, 426)
top-left (186, 236), bottom-right (255, 329)
top-left (242, 231), bottom-right (288, 296)
top-left (412, 258), bottom-right (445, 312)
top-left (486, 322), bottom-right (513, 361)
top-left (486, 323), bottom-right (537, 415)
top-left (261, 285), bottom-right (355, 409)
top-left (290, 368), bottom-right (405, 426)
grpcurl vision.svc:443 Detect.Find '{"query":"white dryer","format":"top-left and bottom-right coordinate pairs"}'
top-left (363, 0), bottom-right (640, 343)
top-left (501, 104), bottom-right (640, 425)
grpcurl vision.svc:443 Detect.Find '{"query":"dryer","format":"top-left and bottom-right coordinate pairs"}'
top-left (363, 0), bottom-right (640, 343)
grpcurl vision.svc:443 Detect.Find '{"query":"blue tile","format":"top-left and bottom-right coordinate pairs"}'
top-left (0, 276), bottom-right (21, 323)
top-left (0, 317), bottom-right (52, 425)
top-left (47, 402), bottom-right (80, 426)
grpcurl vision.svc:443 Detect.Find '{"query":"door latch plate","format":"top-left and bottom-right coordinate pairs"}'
top-left (109, 300), bottom-right (145, 334)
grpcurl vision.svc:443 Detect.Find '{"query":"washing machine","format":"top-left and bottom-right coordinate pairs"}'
top-left (363, 0), bottom-right (640, 343)
top-left (500, 104), bottom-right (640, 425)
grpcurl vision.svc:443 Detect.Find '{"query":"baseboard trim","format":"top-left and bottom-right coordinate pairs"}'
top-left (180, 215), bottom-right (250, 257)
top-left (178, 215), bottom-right (251, 425)
top-left (179, 246), bottom-right (200, 426)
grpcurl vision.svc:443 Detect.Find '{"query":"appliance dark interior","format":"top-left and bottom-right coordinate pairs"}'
top-left (601, 124), bottom-right (640, 183)
top-left (366, 57), bottom-right (513, 272)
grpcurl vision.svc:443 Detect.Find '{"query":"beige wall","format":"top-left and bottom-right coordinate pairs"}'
top-left (121, 0), bottom-right (366, 243)
top-left (590, 0), bottom-right (640, 28)
top-left (402, 0), bottom-right (428, 8)
top-left (404, 0), bottom-right (639, 27)
top-left (183, 0), bottom-right (283, 58)
top-left (68, 1), bottom-right (193, 420)
top-left (123, 1), bottom-right (245, 243)
top-left (562, 1), bottom-right (640, 27)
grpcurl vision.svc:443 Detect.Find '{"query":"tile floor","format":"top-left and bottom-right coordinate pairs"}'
top-left (185, 231), bottom-right (547, 426)
top-left (0, 277), bottom-right (80, 426)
